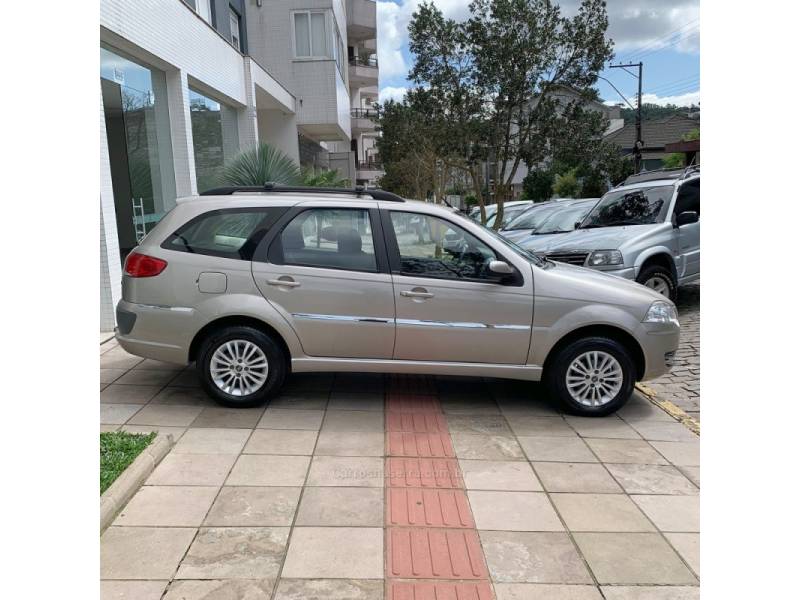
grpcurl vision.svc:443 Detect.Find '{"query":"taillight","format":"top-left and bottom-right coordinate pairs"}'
top-left (124, 252), bottom-right (168, 277)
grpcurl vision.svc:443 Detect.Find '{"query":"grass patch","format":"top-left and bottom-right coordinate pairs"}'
top-left (100, 431), bottom-right (156, 494)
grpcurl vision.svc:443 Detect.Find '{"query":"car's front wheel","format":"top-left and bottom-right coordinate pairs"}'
top-left (197, 326), bottom-right (287, 408)
top-left (545, 336), bottom-right (636, 416)
top-left (636, 264), bottom-right (677, 301)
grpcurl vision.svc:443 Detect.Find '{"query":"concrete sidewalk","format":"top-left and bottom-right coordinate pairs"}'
top-left (100, 339), bottom-right (699, 600)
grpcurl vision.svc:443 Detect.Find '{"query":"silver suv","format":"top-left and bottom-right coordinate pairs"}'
top-left (521, 168), bottom-right (700, 301)
top-left (116, 185), bottom-right (679, 416)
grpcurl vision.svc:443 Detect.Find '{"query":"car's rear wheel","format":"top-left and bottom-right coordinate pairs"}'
top-left (197, 326), bottom-right (287, 407)
top-left (636, 264), bottom-right (677, 301)
top-left (545, 336), bottom-right (636, 416)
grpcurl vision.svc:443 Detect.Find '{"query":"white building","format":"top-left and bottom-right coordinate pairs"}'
top-left (100, 0), bottom-right (381, 331)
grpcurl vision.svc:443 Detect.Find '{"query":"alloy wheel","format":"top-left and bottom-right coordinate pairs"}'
top-left (565, 350), bottom-right (624, 407)
top-left (210, 339), bottom-right (269, 397)
top-left (643, 275), bottom-right (671, 297)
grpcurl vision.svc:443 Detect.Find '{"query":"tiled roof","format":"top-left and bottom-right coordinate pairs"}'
top-left (604, 115), bottom-right (700, 150)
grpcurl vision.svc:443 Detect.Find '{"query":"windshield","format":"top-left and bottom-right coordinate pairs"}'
top-left (506, 203), bottom-right (567, 231)
top-left (580, 185), bottom-right (673, 228)
top-left (485, 204), bottom-right (530, 229)
top-left (535, 202), bottom-right (595, 234)
top-left (450, 210), bottom-right (547, 267)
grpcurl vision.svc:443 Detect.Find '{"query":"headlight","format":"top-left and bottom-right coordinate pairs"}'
top-left (643, 300), bottom-right (679, 325)
top-left (587, 250), bottom-right (623, 266)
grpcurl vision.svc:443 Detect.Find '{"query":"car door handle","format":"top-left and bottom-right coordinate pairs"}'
top-left (267, 278), bottom-right (301, 288)
top-left (400, 289), bottom-right (434, 299)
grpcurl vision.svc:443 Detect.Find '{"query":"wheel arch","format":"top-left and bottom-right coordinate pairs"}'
top-left (635, 249), bottom-right (677, 281)
top-left (543, 324), bottom-right (646, 381)
top-left (189, 315), bottom-right (292, 371)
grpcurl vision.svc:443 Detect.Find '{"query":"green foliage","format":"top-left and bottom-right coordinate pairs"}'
top-left (522, 170), bottom-right (555, 202)
top-left (663, 153), bottom-right (686, 169)
top-left (463, 194), bottom-right (478, 209)
top-left (683, 128), bottom-right (700, 141)
top-left (553, 169), bottom-right (581, 198)
top-left (100, 431), bottom-right (156, 494)
top-left (221, 143), bottom-right (301, 186)
top-left (302, 168), bottom-right (349, 188)
top-left (620, 103), bottom-right (699, 124)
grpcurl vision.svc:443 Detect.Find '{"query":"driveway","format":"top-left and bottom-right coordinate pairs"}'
top-left (101, 339), bottom-right (699, 600)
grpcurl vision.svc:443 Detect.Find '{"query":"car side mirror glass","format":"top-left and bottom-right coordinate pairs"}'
top-left (489, 260), bottom-right (514, 275)
top-left (675, 211), bottom-right (699, 227)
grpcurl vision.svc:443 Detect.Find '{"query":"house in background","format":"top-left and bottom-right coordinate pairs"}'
top-left (604, 113), bottom-right (700, 171)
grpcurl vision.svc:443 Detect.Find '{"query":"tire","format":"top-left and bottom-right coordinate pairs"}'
top-left (545, 336), bottom-right (636, 417)
top-left (197, 326), bottom-right (287, 408)
top-left (636, 264), bottom-right (677, 302)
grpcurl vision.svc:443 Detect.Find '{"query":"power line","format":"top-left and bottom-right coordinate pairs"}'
top-left (628, 27), bottom-right (700, 63)
top-left (646, 73), bottom-right (700, 93)
top-left (646, 77), bottom-right (700, 96)
top-left (615, 18), bottom-right (699, 62)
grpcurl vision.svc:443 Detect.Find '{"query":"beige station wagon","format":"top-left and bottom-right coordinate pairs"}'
top-left (116, 185), bottom-right (680, 416)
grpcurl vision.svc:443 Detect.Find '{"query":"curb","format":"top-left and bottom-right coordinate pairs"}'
top-left (636, 383), bottom-right (700, 436)
top-left (100, 433), bottom-right (174, 533)
top-left (100, 332), bottom-right (115, 345)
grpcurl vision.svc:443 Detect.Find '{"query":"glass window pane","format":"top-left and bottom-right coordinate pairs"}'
top-left (280, 209), bottom-right (376, 272)
top-left (167, 211), bottom-right (268, 257)
top-left (390, 212), bottom-right (497, 280)
top-left (229, 10), bottom-right (241, 51)
top-left (294, 13), bottom-right (310, 57)
top-left (310, 12), bottom-right (327, 56)
top-left (189, 88), bottom-right (240, 193)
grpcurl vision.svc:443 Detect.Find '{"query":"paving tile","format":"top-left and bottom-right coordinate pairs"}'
top-left (389, 374), bottom-right (437, 396)
top-left (518, 437), bottom-right (598, 463)
top-left (149, 386), bottom-right (212, 406)
top-left (283, 372), bottom-right (334, 392)
top-left (650, 441), bottom-right (700, 467)
top-left (258, 409), bottom-right (324, 430)
top-left (133, 358), bottom-right (184, 371)
top-left (565, 417), bottom-right (641, 440)
top-left (328, 392), bottom-right (385, 411)
top-left (388, 488), bottom-right (473, 528)
top-left (114, 485), bottom-right (218, 527)
top-left (387, 411), bottom-right (448, 432)
top-left (665, 532), bottom-right (700, 576)
top-left (679, 466), bottom-right (700, 487)
top-left (385, 394), bottom-right (441, 413)
top-left (533, 462), bottom-right (622, 493)
top-left (163, 579), bottom-right (276, 599)
top-left (314, 431), bottom-right (384, 456)
top-left (508, 416), bottom-right (576, 437)
top-left (127, 405), bottom-right (203, 427)
top-left (480, 531), bottom-right (592, 583)
top-left (164, 370), bottom-right (202, 387)
top-left (100, 383), bottom-right (161, 404)
top-left (202, 485), bottom-right (300, 526)
top-left (190, 406), bottom-right (265, 428)
top-left (445, 414), bottom-right (512, 435)
top-left (493, 584), bottom-right (603, 600)
top-left (631, 495), bottom-right (699, 532)
top-left (387, 528), bottom-right (488, 579)
top-left (100, 580), bottom-right (168, 600)
top-left (605, 463), bottom-right (698, 495)
top-left (386, 457), bottom-right (464, 488)
top-left (459, 459), bottom-right (541, 491)
top-left (388, 581), bottom-right (495, 600)
top-left (100, 352), bottom-right (143, 371)
top-left (101, 404), bottom-right (142, 425)
top-left (173, 427), bottom-right (251, 454)
top-left (584, 439), bottom-right (668, 465)
top-left (282, 527), bottom-right (383, 578)
top-left (322, 410), bottom-right (385, 433)
top-left (550, 493), bottom-right (654, 532)
top-left (628, 421), bottom-right (699, 442)
top-left (243, 429), bottom-right (318, 455)
top-left (268, 391), bottom-right (329, 410)
top-left (226, 455), bottom-right (311, 486)
top-left (176, 527), bottom-right (289, 579)
top-left (615, 395), bottom-right (675, 421)
top-left (450, 433), bottom-right (523, 460)
top-left (306, 456), bottom-right (384, 487)
top-left (297, 487), bottom-right (384, 526)
top-left (601, 586), bottom-right (700, 600)
top-left (100, 424), bottom-right (120, 432)
top-left (389, 431), bottom-right (456, 458)
top-left (100, 526), bottom-right (196, 579)
top-left (274, 579), bottom-right (383, 600)
top-left (469, 491), bottom-right (563, 531)
top-left (147, 453), bottom-right (236, 486)
top-left (573, 532), bottom-right (696, 584)
top-left (115, 369), bottom-right (176, 386)
top-left (335, 373), bottom-right (385, 392)
top-left (121, 425), bottom-right (186, 440)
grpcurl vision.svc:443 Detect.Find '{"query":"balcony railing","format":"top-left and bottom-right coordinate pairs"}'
top-left (357, 159), bottom-right (383, 171)
top-left (349, 54), bottom-right (378, 68)
top-left (351, 108), bottom-right (378, 119)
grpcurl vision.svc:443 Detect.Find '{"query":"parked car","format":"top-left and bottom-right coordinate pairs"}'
top-left (116, 184), bottom-right (679, 417)
top-left (519, 199), bottom-right (598, 248)
top-left (468, 200), bottom-right (533, 225)
top-left (500, 199), bottom-right (578, 242)
top-left (530, 167), bottom-right (700, 301)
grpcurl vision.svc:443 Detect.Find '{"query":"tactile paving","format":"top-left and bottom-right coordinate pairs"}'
top-left (388, 488), bottom-right (474, 528)
top-left (388, 581), bottom-right (495, 600)
top-left (386, 458), bottom-right (464, 489)
top-left (387, 528), bottom-right (488, 579)
top-left (388, 431), bottom-right (455, 458)
top-left (386, 394), bottom-right (442, 413)
top-left (387, 411), bottom-right (448, 433)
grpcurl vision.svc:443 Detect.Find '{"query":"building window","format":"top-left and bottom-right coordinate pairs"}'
top-left (293, 11), bottom-right (329, 58)
top-left (189, 88), bottom-right (240, 193)
top-left (196, 0), bottom-right (211, 23)
top-left (229, 9), bottom-right (242, 51)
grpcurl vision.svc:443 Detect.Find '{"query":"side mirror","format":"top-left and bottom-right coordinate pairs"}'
top-left (574, 221), bottom-right (583, 230)
top-left (489, 260), bottom-right (514, 275)
top-left (675, 211), bottom-right (699, 227)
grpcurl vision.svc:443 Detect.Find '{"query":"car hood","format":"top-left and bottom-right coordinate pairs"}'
top-left (527, 224), bottom-right (661, 253)
top-left (519, 231), bottom-right (576, 252)
top-left (499, 229), bottom-right (533, 243)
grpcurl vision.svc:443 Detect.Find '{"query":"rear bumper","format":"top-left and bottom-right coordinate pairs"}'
top-left (114, 299), bottom-right (195, 365)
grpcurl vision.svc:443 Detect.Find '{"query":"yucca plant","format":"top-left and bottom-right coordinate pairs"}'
top-left (221, 143), bottom-right (301, 186)
top-left (301, 168), bottom-right (350, 188)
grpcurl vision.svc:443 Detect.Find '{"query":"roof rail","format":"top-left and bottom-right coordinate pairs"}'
top-left (621, 164), bottom-right (699, 186)
top-left (199, 183), bottom-right (405, 202)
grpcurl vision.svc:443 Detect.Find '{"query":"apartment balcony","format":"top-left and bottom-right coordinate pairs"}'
top-left (356, 159), bottom-right (384, 184)
top-left (349, 55), bottom-right (379, 88)
top-left (347, 0), bottom-right (377, 42)
top-left (351, 108), bottom-right (378, 133)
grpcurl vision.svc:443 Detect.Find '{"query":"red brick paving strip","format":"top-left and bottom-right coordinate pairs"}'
top-left (385, 376), bottom-right (495, 599)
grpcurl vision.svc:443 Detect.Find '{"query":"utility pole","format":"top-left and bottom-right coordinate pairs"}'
top-left (609, 62), bottom-right (644, 172)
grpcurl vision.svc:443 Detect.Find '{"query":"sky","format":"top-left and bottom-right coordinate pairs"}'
top-left (376, 0), bottom-right (700, 108)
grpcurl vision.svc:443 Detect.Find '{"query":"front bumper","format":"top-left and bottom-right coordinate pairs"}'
top-left (589, 265), bottom-right (636, 280)
top-left (639, 321), bottom-right (681, 381)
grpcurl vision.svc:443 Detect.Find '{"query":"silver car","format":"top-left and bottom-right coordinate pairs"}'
top-left (525, 168), bottom-right (700, 301)
top-left (116, 185), bottom-right (679, 416)
top-left (499, 199), bottom-right (579, 243)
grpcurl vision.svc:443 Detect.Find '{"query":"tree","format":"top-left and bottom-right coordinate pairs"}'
top-left (553, 168), bottom-right (580, 197)
top-left (406, 0), bottom-right (612, 227)
top-left (522, 170), bottom-right (554, 201)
